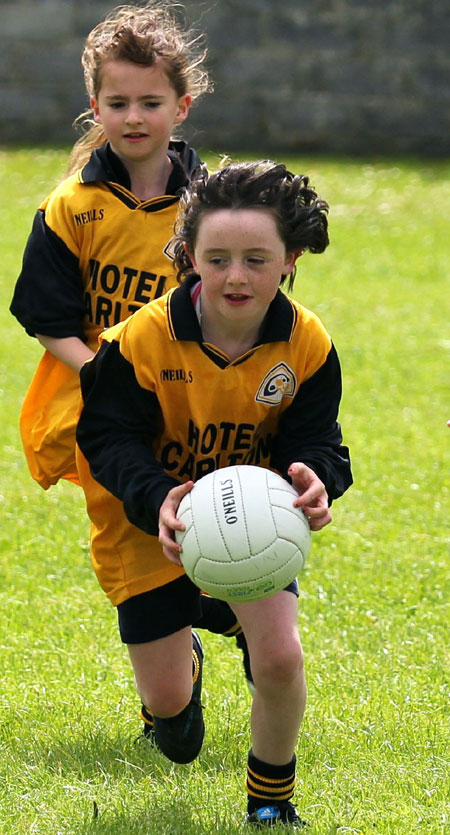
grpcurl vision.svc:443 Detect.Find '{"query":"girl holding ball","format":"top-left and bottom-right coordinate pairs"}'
top-left (77, 160), bottom-right (353, 827)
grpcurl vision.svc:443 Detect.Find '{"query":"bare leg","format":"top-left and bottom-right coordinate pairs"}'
top-left (127, 625), bottom-right (193, 718)
top-left (231, 591), bottom-right (305, 764)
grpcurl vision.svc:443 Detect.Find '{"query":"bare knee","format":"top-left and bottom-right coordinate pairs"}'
top-left (251, 639), bottom-right (304, 691)
top-left (140, 679), bottom-right (192, 718)
top-left (128, 628), bottom-right (194, 718)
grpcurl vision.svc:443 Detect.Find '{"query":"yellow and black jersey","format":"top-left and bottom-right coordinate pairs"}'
top-left (10, 141), bottom-right (200, 488)
top-left (76, 275), bottom-right (352, 604)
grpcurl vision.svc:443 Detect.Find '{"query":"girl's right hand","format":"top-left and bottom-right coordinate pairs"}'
top-left (158, 480), bottom-right (194, 564)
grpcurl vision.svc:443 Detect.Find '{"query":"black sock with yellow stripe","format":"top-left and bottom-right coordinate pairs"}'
top-left (246, 749), bottom-right (296, 813)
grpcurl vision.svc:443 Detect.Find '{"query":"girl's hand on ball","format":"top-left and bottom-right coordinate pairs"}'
top-left (158, 481), bottom-right (194, 564)
top-left (288, 463), bottom-right (331, 531)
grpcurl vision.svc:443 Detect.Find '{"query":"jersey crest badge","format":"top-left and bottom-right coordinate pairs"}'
top-left (163, 238), bottom-right (177, 261)
top-left (255, 363), bottom-right (297, 405)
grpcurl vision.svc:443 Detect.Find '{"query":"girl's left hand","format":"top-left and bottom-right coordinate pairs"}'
top-left (288, 462), bottom-right (332, 531)
top-left (158, 480), bottom-right (194, 564)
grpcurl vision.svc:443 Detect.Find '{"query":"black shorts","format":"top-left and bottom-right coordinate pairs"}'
top-left (117, 575), bottom-right (300, 644)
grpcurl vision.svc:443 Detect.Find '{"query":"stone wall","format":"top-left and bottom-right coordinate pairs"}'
top-left (1, 0), bottom-right (448, 155)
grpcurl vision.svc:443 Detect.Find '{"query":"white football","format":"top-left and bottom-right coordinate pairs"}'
top-left (175, 464), bottom-right (310, 602)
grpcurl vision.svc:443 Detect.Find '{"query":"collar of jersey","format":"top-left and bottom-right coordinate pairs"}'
top-left (168, 274), bottom-right (297, 347)
top-left (79, 141), bottom-right (200, 202)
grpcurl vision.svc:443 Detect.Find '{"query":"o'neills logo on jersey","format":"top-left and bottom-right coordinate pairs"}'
top-left (160, 368), bottom-right (193, 383)
top-left (74, 208), bottom-right (105, 226)
top-left (255, 362), bottom-right (297, 405)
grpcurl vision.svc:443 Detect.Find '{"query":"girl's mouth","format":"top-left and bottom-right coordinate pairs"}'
top-left (224, 293), bottom-right (251, 303)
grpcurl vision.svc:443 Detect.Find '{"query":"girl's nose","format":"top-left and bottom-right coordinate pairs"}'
top-left (125, 105), bottom-right (143, 124)
top-left (227, 262), bottom-right (247, 284)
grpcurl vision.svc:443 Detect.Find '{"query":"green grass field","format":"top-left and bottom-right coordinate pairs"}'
top-left (0, 148), bottom-right (449, 834)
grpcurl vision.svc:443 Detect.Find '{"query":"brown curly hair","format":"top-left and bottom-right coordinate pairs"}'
top-left (66, 1), bottom-right (211, 175)
top-left (173, 161), bottom-right (329, 291)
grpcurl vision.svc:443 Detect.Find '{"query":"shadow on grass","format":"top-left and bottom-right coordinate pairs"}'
top-left (82, 798), bottom-right (215, 835)
top-left (82, 804), bottom-right (254, 835)
top-left (21, 729), bottom-right (256, 833)
top-left (36, 722), bottom-right (246, 781)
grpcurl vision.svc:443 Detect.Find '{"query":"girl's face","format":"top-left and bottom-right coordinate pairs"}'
top-left (189, 208), bottom-right (296, 334)
top-left (91, 59), bottom-right (191, 164)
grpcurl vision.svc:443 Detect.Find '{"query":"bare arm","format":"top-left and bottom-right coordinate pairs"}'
top-left (36, 334), bottom-right (95, 373)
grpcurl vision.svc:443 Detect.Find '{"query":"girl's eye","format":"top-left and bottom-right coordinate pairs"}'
top-left (109, 102), bottom-right (125, 110)
top-left (209, 257), bottom-right (227, 265)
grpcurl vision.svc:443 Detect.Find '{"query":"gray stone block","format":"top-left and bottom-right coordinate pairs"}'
top-left (0, 0), bottom-right (448, 155)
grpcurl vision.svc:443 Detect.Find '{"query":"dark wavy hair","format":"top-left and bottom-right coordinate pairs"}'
top-left (173, 160), bottom-right (329, 290)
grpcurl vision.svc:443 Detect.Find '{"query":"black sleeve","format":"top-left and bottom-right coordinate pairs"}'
top-left (270, 344), bottom-right (353, 502)
top-left (10, 209), bottom-right (86, 340)
top-left (77, 340), bottom-right (179, 535)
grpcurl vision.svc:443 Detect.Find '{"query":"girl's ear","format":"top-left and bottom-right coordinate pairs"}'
top-left (90, 96), bottom-right (102, 124)
top-left (175, 94), bottom-right (192, 125)
top-left (284, 250), bottom-right (302, 274)
top-left (184, 243), bottom-right (197, 270)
